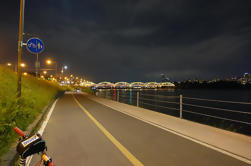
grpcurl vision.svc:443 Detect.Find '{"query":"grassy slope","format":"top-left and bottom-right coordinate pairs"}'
top-left (0, 66), bottom-right (62, 160)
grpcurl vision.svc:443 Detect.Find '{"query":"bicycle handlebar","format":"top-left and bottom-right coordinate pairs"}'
top-left (14, 126), bottom-right (25, 137)
top-left (13, 126), bottom-right (55, 166)
top-left (48, 163), bottom-right (55, 166)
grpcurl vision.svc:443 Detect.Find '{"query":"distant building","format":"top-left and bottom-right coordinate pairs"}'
top-left (208, 78), bottom-right (220, 83)
top-left (241, 72), bottom-right (251, 84)
top-left (231, 75), bottom-right (238, 81)
top-left (160, 74), bottom-right (170, 82)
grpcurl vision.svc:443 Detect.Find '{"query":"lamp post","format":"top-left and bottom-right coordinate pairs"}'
top-left (17, 0), bottom-right (25, 97)
top-left (35, 53), bottom-right (40, 78)
top-left (20, 63), bottom-right (26, 76)
top-left (20, 63), bottom-right (26, 68)
top-left (61, 65), bottom-right (68, 79)
top-left (46, 59), bottom-right (58, 78)
top-left (6, 63), bottom-right (13, 70)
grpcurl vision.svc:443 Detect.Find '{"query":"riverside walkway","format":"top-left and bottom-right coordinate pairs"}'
top-left (29, 92), bottom-right (251, 166)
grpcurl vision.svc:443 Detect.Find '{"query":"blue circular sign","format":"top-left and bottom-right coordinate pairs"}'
top-left (26, 38), bottom-right (44, 54)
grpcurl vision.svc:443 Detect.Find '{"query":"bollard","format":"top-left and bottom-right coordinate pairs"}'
top-left (137, 91), bottom-right (139, 107)
top-left (117, 90), bottom-right (119, 102)
top-left (180, 94), bottom-right (183, 118)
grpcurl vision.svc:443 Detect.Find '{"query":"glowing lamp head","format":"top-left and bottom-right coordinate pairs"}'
top-left (20, 63), bottom-right (26, 68)
top-left (46, 60), bottom-right (52, 65)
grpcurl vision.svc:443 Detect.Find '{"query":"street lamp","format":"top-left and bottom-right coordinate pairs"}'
top-left (46, 59), bottom-right (58, 78)
top-left (20, 63), bottom-right (26, 68)
top-left (6, 63), bottom-right (13, 71)
top-left (46, 59), bottom-right (52, 65)
top-left (61, 65), bottom-right (68, 78)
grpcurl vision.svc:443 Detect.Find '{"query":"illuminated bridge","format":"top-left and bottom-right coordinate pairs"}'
top-left (94, 81), bottom-right (175, 89)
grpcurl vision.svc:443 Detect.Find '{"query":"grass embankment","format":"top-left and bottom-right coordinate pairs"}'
top-left (0, 66), bottom-right (63, 160)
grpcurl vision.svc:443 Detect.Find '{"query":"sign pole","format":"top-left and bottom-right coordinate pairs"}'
top-left (35, 53), bottom-right (39, 77)
top-left (17, 0), bottom-right (25, 97)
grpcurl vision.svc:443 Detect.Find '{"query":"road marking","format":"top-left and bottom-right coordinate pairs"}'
top-left (26, 99), bottom-right (59, 166)
top-left (72, 95), bottom-right (144, 166)
top-left (91, 98), bottom-right (251, 165)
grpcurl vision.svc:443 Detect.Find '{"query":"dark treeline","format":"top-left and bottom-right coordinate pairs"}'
top-left (175, 81), bottom-right (251, 89)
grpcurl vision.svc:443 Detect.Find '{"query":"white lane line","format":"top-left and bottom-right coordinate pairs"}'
top-left (38, 99), bottom-right (58, 135)
top-left (26, 99), bottom-right (59, 166)
top-left (91, 98), bottom-right (251, 165)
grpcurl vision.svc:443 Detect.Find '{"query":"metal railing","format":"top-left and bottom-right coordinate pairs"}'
top-left (95, 89), bottom-right (251, 134)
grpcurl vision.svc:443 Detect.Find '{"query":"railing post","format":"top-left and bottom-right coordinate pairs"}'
top-left (113, 88), bottom-right (117, 101)
top-left (180, 94), bottom-right (183, 118)
top-left (137, 91), bottom-right (139, 107)
top-left (117, 90), bottom-right (119, 102)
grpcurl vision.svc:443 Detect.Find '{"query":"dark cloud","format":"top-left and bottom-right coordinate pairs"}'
top-left (0, 0), bottom-right (250, 82)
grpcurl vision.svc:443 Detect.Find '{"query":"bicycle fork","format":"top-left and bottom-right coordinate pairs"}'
top-left (18, 156), bottom-right (26, 166)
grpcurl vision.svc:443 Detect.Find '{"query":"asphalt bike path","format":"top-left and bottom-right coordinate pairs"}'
top-left (30, 93), bottom-right (249, 166)
top-left (30, 94), bottom-right (131, 166)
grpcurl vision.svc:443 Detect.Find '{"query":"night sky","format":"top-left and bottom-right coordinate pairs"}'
top-left (0, 0), bottom-right (250, 82)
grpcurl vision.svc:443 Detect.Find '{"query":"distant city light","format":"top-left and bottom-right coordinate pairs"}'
top-left (64, 65), bottom-right (68, 70)
top-left (7, 63), bottom-right (12, 66)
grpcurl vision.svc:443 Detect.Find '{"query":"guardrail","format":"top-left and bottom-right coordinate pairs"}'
top-left (95, 89), bottom-right (251, 134)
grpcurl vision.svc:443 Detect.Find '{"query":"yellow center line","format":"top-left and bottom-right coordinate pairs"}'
top-left (72, 95), bottom-right (144, 166)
